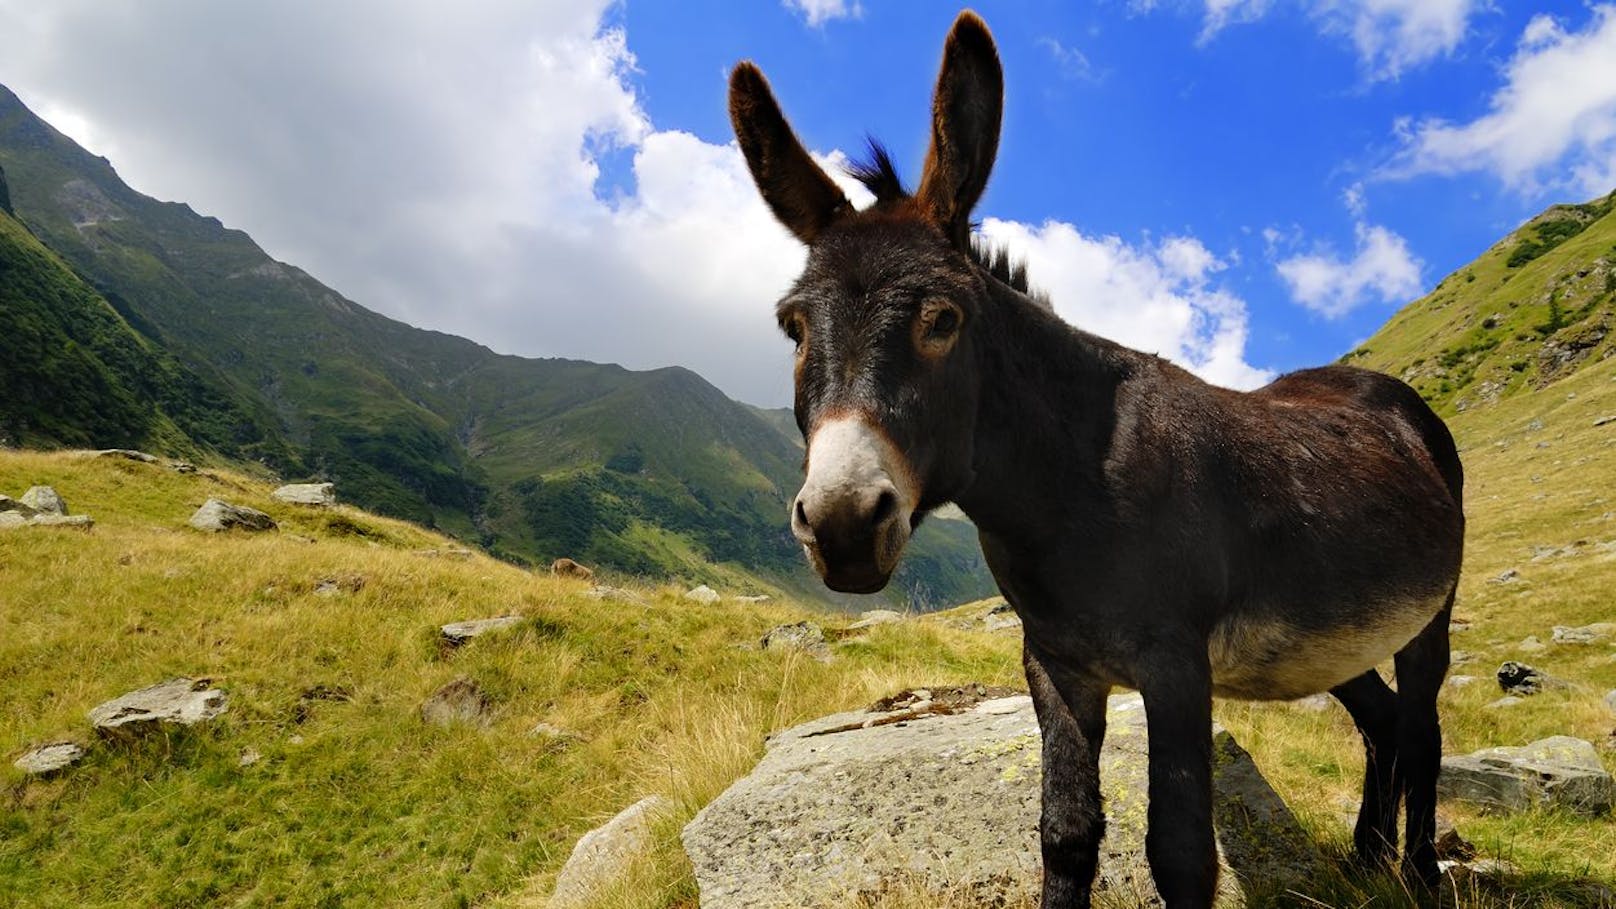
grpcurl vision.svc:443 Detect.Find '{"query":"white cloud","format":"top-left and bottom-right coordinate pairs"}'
top-left (1197, 0), bottom-right (1481, 80)
top-left (979, 219), bottom-right (1273, 389)
top-left (1274, 222), bottom-right (1423, 317)
top-left (1384, 5), bottom-right (1616, 195)
top-left (783, 0), bottom-right (860, 28)
top-left (1038, 37), bottom-right (1100, 83)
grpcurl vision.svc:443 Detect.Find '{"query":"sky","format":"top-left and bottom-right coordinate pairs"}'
top-left (2, 1), bottom-right (1615, 407)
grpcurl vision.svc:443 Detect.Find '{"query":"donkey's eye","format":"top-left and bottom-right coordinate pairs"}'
top-left (915, 301), bottom-right (963, 358)
top-left (782, 315), bottom-right (806, 349)
top-left (929, 307), bottom-right (960, 337)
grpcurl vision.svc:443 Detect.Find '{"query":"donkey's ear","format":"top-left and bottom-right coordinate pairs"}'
top-left (729, 62), bottom-right (851, 245)
top-left (916, 11), bottom-right (1003, 248)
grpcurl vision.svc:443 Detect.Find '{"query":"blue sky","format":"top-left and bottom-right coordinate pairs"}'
top-left (3, 1), bottom-right (1615, 403)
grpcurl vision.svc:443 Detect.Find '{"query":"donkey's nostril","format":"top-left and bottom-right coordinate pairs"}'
top-left (871, 488), bottom-right (898, 527)
top-left (794, 498), bottom-right (811, 532)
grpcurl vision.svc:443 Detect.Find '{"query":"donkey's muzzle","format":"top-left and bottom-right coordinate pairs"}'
top-left (791, 416), bottom-right (917, 594)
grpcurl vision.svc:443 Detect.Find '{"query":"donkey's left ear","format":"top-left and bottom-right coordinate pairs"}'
top-left (916, 11), bottom-right (1003, 248)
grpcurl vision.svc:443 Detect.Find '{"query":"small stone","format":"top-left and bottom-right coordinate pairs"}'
top-left (1450, 618), bottom-right (1474, 632)
top-left (13, 742), bottom-right (85, 776)
top-left (440, 616), bottom-right (524, 646)
top-left (1447, 675), bottom-right (1478, 689)
top-left (1489, 568), bottom-right (1520, 584)
top-left (760, 621), bottom-right (831, 662)
top-left (848, 609), bottom-right (903, 630)
top-left (239, 748), bottom-right (262, 767)
top-left (1451, 650), bottom-right (1474, 665)
top-left (730, 594), bottom-right (772, 603)
top-left (529, 722), bottom-right (582, 744)
top-left (312, 573), bottom-right (365, 597)
top-left (549, 796), bottom-right (669, 909)
top-left (89, 678), bottom-right (227, 737)
top-left (983, 613), bottom-right (1023, 632)
top-left (684, 585), bottom-right (721, 605)
top-left (1497, 661), bottom-right (1567, 695)
top-left (188, 498), bottom-right (276, 533)
top-left (1594, 415), bottom-right (1616, 428)
top-left (421, 677), bottom-right (491, 727)
top-left (271, 482), bottom-right (335, 506)
top-left (1552, 623), bottom-right (1615, 645)
top-left (19, 486), bottom-right (66, 515)
top-left (1517, 635), bottom-right (1546, 653)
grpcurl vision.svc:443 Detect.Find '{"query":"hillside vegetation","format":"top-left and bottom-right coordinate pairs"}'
top-left (0, 84), bottom-right (992, 609)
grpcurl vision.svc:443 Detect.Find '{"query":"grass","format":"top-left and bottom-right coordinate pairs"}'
top-left (3, 353), bottom-right (1616, 908)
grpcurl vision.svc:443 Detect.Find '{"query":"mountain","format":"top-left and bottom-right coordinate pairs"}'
top-left (0, 85), bottom-right (992, 608)
top-left (1347, 190), bottom-right (1616, 413)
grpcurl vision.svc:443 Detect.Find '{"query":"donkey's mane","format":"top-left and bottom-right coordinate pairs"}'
top-left (848, 140), bottom-right (1050, 309)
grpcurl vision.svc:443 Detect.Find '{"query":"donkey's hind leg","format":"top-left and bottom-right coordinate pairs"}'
top-left (1393, 591), bottom-right (1454, 888)
top-left (1330, 669), bottom-right (1401, 867)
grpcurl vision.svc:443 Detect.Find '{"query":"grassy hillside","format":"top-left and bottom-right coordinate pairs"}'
top-left (0, 85), bottom-right (992, 609)
top-left (1349, 190), bottom-right (1616, 417)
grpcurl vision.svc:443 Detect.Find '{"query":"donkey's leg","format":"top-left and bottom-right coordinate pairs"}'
top-left (1025, 646), bottom-right (1110, 909)
top-left (1393, 591), bottom-right (1454, 888)
top-left (1138, 653), bottom-right (1218, 909)
top-left (1330, 669), bottom-right (1401, 866)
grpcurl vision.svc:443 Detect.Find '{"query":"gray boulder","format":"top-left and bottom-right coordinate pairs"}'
top-left (684, 585), bottom-right (721, 605)
top-left (759, 621), bottom-right (831, 662)
top-left (440, 616), bottom-right (524, 647)
top-left (684, 692), bottom-right (1319, 908)
top-left (188, 498), bottom-right (277, 533)
top-left (848, 609), bottom-right (904, 630)
top-left (421, 677), bottom-right (491, 728)
top-left (89, 678), bottom-right (227, 737)
top-left (1439, 737), bottom-right (1614, 817)
top-left (14, 742), bottom-right (86, 776)
top-left (271, 482), bottom-right (336, 507)
top-left (549, 795), bottom-right (669, 908)
top-left (1552, 623), bottom-right (1615, 645)
top-left (19, 486), bottom-right (66, 515)
top-left (1496, 661), bottom-right (1567, 695)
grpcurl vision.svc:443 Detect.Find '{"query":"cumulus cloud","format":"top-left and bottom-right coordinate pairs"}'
top-left (1384, 5), bottom-right (1616, 195)
top-left (1197, 0), bottom-right (1481, 80)
top-left (0, 1), bottom-right (1266, 404)
top-left (1274, 222), bottom-right (1423, 317)
top-left (783, 0), bottom-right (861, 28)
top-left (979, 219), bottom-right (1273, 389)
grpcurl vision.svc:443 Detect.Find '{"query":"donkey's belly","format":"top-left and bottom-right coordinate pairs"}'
top-left (1207, 596), bottom-right (1445, 700)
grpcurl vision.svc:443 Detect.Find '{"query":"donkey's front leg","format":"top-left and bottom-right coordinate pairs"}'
top-left (1139, 652), bottom-right (1218, 909)
top-left (1025, 645), bottom-right (1110, 909)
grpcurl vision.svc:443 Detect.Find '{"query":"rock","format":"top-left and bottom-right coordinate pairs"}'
top-left (684, 692), bottom-right (1320, 908)
top-left (26, 514), bottom-right (93, 529)
top-left (312, 573), bottom-right (365, 597)
top-left (759, 622), bottom-right (831, 662)
top-left (1517, 635), bottom-right (1546, 653)
top-left (1439, 737), bottom-right (1615, 817)
top-left (421, 677), bottom-right (491, 727)
top-left (1497, 661), bottom-right (1568, 695)
top-left (1450, 617), bottom-right (1474, 633)
top-left (271, 482), bottom-right (335, 506)
top-left (19, 486), bottom-right (65, 515)
top-left (0, 494), bottom-right (36, 517)
top-left (13, 742), bottom-right (86, 776)
top-left (983, 612), bottom-right (1023, 632)
top-left (1486, 696), bottom-right (1523, 709)
top-left (1552, 623), bottom-right (1615, 645)
top-left (188, 498), bottom-right (277, 533)
top-left (550, 795), bottom-right (669, 908)
top-left (1595, 415), bottom-right (1616, 428)
top-left (440, 616), bottom-right (524, 646)
top-left (585, 585), bottom-right (645, 603)
top-left (529, 722), bottom-right (581, 743)
top-left (1451, 650), bottom-right (1474, 665)
top-left (731, 594), bottom-right (772, 604)
top-left (414, 547), bottom-right (474, 560)
top-left (0, 511), bottom-right (27, 530)
top-left (683, 584), bottom-right (721, 604)
top-left (169, 460), bottom-right (197, 474)
top-left (1293, 693), bottom-right (1333, 711)
top-left (551, 557), bottom-right (594, 581)
top-left (93, 448), bottom-right (158, 463)
top-left (1446, 675), bottom-right (1479, 689)
top-left (847, 609), bottom-right (903, 630)
top-left (89, 678), bottom-right (227, 737)
top-left (1604, 690), bottom-right (1616, 716)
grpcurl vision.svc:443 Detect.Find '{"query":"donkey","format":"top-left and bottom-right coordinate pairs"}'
top-left (729, 10), bottom-right (1464, 908)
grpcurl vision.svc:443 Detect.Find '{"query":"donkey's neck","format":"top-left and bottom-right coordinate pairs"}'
top-left (952, 278), bottom-right (1137, 544)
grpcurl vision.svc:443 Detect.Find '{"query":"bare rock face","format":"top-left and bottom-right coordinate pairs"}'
top-left (1552, 623), bottom-right (1616, 645)
top-left (683, 692), bottom-right (1320, 908)
top-left (271, 483), bottom-right (335, 507)
top-left (0, 494), bottom-right (36, 517)
top-left (549, 795), bottom-right (669, 908)
top-left (188, 498), bottom-right (277, 533)
top-left (1439, 737), bottom-right (1614, 817)
top-left (14, 742), bottom-right (86, 776)
top-left (683, 585), bottom-right (721, 604)
top-left (89, 678), bottom-right (227, 737)
top-left (421, 677), bottom-right (492, 728)
top-left (19, 486), bottom-right (66, 515)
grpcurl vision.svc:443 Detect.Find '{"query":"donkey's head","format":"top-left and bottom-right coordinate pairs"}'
top-left (730, 12), bottom-right (1003, 593)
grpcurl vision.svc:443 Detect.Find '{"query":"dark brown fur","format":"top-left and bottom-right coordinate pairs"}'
top-left (730, 12), bottom-right (1463, 907)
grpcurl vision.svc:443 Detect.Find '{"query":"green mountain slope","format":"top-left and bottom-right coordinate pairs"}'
top-left (1348, 190), bottom-right (1616, 414)
top-left (0, 86), bottom-right (992, 608)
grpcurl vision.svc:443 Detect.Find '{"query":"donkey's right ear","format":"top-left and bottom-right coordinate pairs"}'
top-left (730, 62), bottom-right (851, 245)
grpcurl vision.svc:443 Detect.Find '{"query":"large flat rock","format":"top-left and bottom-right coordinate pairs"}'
top-left (89, 678), bottom-right (227, 737)
top-left (684, 692), bottom-right (1319, 908)
top-left (1439, 737), bottom-right (1614, 817)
